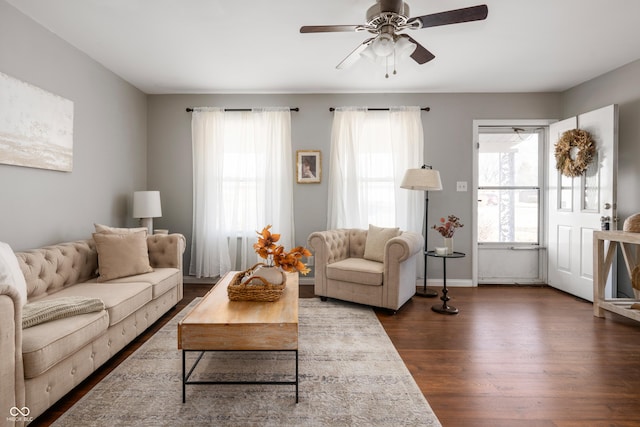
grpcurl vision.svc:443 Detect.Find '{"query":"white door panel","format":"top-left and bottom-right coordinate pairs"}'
top-left (547, 105), bottom-right (617, 301)
top-left (478, 248), bottom-right (540, 283)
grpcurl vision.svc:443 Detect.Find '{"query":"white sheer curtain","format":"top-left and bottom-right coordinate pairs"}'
top-left (190, 108), bottom-right (294, 278)
top-left (327, 106), bottom-right (424, 233)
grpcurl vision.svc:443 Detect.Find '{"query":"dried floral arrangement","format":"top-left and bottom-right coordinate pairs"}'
top-left (253, 225), bottom-right (311, 274)
top-left (432, 215), bottom-right (464, 238)
top-left (554, 129), bottom-right (595, 177)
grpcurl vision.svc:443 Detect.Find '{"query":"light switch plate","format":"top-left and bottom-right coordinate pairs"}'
top-left (456, 181), bottom-right (467, 192)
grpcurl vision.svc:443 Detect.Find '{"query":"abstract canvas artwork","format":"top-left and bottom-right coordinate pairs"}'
top-left (0, 71), bottom-right (74, 172)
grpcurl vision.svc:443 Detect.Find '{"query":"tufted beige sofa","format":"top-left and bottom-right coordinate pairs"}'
top-left (308, 228), bottom-right (423, 311)
top-left (0, 233), bottom-right (185, 426)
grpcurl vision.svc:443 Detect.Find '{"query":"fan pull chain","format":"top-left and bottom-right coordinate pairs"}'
top-left (385, 56), bottom-right (389, 79)
top-left (393, 49), bottom-right (397, 75)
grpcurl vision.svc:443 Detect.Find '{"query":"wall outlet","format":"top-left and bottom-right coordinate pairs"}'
top-left (306, 255), bottom-right (314, 266)
top-left (456, 181), bottom-right (468, 192)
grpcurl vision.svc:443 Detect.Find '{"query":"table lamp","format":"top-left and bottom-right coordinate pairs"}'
top-left (133, 191), bottom-right (162, 235)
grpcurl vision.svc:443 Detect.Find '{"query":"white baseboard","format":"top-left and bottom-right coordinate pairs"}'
top-left (299, 276), bottom-right (315, 285)
top-left (302, 277), bottom-right (473, 287)
top-left (418, 278), bottom-right (475, 287)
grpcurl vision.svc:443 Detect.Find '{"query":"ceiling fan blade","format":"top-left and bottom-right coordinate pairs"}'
top-left (336, 38), bottom-right (374, 69)
top-left (409, 4), bottom-right (488, 29)
top-left (300, 25), bottom-right (361, 33)
top-left (399, 34), bottom-right (435, 64)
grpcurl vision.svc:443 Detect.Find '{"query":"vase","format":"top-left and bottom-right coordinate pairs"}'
top-left (248, 264), bottom-right (285, 285)
top-left (444, 237), bottom-right (453, 255)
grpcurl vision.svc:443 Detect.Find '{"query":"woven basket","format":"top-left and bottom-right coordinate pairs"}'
top-left (623, 213), bottom-right (640, 233)
top-left (227, 263), bottom-right (286, 302)
top-left (632, 266), bottom-right (640, 299)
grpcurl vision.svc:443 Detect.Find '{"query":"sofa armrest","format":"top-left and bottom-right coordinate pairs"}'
top-left (308, 229), bottom-right (350, 297)
top-left (147, 234), bottom-right (186, 301)
top-left (147, 233), bottom-right (186, 270)
top-left (385, 231), bottom-right (423, 264)
top-left (308, 229), bottom-right (350, 265)
top-left (382, 231), bottom-right (423, 308)
top-left (0, 285), bottom-right (25, 425)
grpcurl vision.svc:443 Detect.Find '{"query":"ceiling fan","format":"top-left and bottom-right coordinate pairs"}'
top-left (300, 0), bottom-right (488, 76)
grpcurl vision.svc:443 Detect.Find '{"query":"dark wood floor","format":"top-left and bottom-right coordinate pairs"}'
top-left (33, 284), bottom-right (640, 426)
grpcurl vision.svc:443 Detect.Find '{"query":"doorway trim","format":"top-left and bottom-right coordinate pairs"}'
top-left (472, 119), bottom-right (556, 286)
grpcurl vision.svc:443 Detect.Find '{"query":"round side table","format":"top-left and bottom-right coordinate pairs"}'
top-left (426, 251), bottom-right (465, 315)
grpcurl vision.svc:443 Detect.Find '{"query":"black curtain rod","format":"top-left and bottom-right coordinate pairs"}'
top-left (329, 107), bottom-right (430, 112)
top-left (186, 107), bottom-right (299, 112)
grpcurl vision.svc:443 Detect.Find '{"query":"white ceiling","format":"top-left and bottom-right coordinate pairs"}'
top-left (7, 0), bottom-right (640, 95)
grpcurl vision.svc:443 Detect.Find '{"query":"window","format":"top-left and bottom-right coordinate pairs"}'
top-left (327, 107), bottom-right (423, 232)
top-left (477, 128), bottom-right (542, 244)
top-left (190, 108), bottom-right (294, 278)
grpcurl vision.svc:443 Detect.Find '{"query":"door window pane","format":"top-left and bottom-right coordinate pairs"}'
top-left (478, 189), bottom-right (539, 243)
top-left (559, 174), bottom-right (573, 211)
top-left (582, 152), bottom-right (599, 211)
top-left (478, 130), bottom-right (541, 244)
top-left (478, 133), bottom-right (539, 187)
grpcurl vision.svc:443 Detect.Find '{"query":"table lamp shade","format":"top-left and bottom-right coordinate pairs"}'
top-left (400, 168), bottom-right (443, 191)
top-left (133, 191), bottom-right (162, 218)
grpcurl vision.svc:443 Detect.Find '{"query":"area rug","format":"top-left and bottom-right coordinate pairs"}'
top-left (52, 298), bottom-right (441, 426)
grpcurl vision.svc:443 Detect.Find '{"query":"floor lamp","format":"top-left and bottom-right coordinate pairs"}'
top-left (401, 165), bottom-right (443, 297)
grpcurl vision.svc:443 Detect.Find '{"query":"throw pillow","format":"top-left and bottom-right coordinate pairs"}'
top-left (0, 241), bottom-right (28, 307)
top-left (93, 231), bottom-right (153, 282)
top-left (94, 223), bottom-right (148, 235)
top-left (363, 224), bottom-right (401, 263)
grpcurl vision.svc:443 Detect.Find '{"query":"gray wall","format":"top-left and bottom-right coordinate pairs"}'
top-left (147, 92), bottom-right (560, 279)
top-left (561, 59), bottom-right (640, 297)
top-left (8, 0), bottom-right (634, 287)
top-left (0, 2), bottom-right (148, 250)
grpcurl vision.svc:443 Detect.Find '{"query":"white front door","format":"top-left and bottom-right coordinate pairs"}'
top-left (547, 104), bottom-right (618, 301)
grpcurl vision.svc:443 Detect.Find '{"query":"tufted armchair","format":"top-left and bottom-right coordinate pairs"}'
top-left (307, 227), bottom-right (423, 311)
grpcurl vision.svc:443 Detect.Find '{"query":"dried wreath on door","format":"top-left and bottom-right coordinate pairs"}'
top-left (554, 129), bottom-right (596, 177)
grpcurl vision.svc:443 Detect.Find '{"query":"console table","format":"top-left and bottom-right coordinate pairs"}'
top-left (426, 251), bottom-right (465, 315)
top-left (593, 230), bottom-right (640, 322)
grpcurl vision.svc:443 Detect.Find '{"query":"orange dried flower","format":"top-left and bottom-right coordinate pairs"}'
top-left (253, 225), bottom-right (311, 275)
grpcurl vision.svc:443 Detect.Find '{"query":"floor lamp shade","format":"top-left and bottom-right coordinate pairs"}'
top-left (133, 191), bottom-right (162, 234)
top-left (400, 168), bottom-right (443, 191)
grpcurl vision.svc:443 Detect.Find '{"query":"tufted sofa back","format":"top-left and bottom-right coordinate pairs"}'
top-left (348, 229), bottom-right (367, 258)
top-left (16, 240), bottom-right (98, 302)
top-left (147, 233), bottom-right (185, 269)
top-left (310, 228), bottom-right (369, 264)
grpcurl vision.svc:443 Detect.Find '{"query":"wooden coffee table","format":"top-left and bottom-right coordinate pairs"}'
top-left (178, 271), bottom-right (299, 402)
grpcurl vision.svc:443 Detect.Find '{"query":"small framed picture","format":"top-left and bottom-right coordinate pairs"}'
top-left (296, 150), bottom-right (321, 184)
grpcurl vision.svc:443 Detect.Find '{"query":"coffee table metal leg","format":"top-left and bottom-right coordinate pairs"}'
top-left (295, 349), bottom-right (299, 403)
top-left (183, 350), bottom-right (206, 403)
top-left (182, 350), bottom-right (186, 403)
top-left (182, 349), bottom-right (298, 402)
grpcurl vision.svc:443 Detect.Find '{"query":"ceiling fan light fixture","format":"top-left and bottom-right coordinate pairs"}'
top-left (394, 35), bottom-right (416, 59)
top-left (371, 33), bottom-right (395, 57)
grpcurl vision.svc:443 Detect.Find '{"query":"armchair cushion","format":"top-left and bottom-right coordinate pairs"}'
top-left (326, 258), bottom-right (384, 286)
top-left (363, 225), bottom-right (401, 262)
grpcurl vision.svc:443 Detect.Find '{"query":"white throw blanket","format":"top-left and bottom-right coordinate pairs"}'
top-left (22, 296), bottom-right (105, 329)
